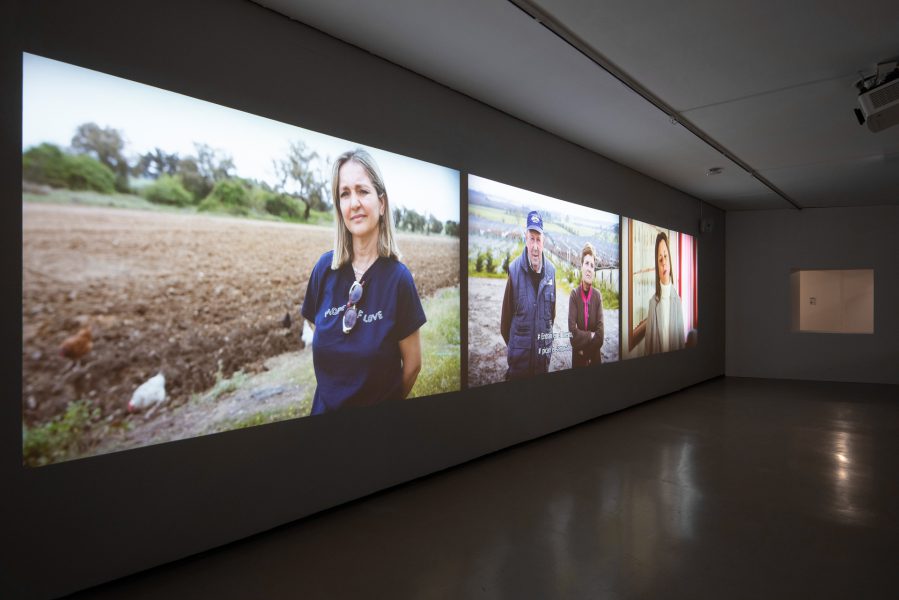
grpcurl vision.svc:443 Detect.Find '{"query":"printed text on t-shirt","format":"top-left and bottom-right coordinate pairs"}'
top-left (324, 305), bottom-right (384, 324)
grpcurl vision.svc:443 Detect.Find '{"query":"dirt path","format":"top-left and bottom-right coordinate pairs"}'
top-left (467, 278), bottom-right (510, 387)
top-left (468, 277), bottom-right (619, 387)
top-left (91, 350), bottom-right (314, 457)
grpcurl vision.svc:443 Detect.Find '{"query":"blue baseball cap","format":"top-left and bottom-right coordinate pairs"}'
top-left (526, 210), bottom-right (544, 233)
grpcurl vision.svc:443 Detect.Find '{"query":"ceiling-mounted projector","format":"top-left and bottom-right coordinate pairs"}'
top-left (854, 61), bottom-right (899, 133)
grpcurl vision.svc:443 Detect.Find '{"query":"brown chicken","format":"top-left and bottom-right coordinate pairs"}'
top-left (59, 326), bottom-right (92, 365)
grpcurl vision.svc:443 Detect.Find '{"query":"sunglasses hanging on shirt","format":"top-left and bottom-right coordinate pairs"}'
top-left (342, 279), bottom-right (366, 334)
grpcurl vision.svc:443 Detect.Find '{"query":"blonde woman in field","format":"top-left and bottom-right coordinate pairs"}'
top-left (301, 149), bottom-right (425, 414)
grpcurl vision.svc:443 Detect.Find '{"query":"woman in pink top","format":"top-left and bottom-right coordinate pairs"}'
top-left (568, 242), bottom-right (605, 367)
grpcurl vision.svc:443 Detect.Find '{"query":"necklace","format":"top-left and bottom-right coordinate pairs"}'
top-left (352, 255), bottom-right (376, 280)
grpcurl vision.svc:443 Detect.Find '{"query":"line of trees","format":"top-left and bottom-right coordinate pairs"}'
top-left (22, 122), bottom-right (332, 221)
top-left (393, 206), bottom-right (458, 237)
top-left (23, 122), bottom-right (461, 235)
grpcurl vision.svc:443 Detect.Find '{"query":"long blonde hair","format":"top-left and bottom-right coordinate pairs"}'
top-left (330, 148), bottom-right (401, 270)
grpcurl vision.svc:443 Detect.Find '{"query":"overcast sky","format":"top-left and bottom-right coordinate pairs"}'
top-left (22, 53), bottom-right (459, 222)
top-left (469, 173), bottom-right (617, 226)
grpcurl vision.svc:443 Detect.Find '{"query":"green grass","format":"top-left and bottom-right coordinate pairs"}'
top-left (468, 244), bottom-right (518, 279)
top-left (23, 189), bottom-right (335, 227)
top-left (208, 356), bottom-right (316, 432)
top-left (293, 209), bottom-right (334, 227)
top-left (468, 260), bottom-right (508, 278)
top-left (22, 399), bottom-right (100, 467)
top-left (470, 204), bottom-right (521, 227)
top-left (205, 370), bottom-right (250, 402)
top-left (24, 189), bottom-right (188, 212)
top-left (598, 279), bottom-right (620, 310)
top-left (409, 286), bottom-right (461, 398)
top-left (470, 204), bottom-right (568, 236)
top-left (268, 354), bottom-right (317, 414)
top-left (470, 204), bottom-right (607, 238)
top-left (553, 219), bottom-right (618, 240)
top-left (228, 404), bottom-right (303, 430)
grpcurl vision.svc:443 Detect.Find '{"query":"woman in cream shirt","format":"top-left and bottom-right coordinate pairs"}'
top-left (644, 231), bottom-right (685, 355)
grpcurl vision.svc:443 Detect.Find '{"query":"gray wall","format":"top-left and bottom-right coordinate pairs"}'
top-left (2, 1), bottom-right (725, 598)
top-left (726, 206), bottom-right (899, 384)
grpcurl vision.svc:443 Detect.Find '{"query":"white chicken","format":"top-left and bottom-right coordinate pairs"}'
top-left (128, 373), bottom-right (167, 413)
top-left (301, 319), bottom-right (314, 347)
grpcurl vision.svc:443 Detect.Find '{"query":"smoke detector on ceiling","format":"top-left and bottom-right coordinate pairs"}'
top-left (854, 60), bottom-right (899, 133)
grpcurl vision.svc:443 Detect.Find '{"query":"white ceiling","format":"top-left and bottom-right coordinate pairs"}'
top-left (256, 0), bottom-right (899, 211)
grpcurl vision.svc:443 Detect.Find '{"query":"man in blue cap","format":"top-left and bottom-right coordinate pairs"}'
top-left (500, 210), bottom-right (556, 379)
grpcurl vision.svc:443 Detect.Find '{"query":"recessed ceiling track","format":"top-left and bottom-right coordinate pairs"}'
top-left (507, 0), bottom-right (803, 210)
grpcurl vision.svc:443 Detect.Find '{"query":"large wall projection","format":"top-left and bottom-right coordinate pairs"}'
top-left (621, 217), bottom-right (698, 359)
top-left (5, 1), bottom-right (723, 597)
top-left (467, 175), bottom-right (620, 387)
top-left (21, 53), bottom-right (460, 466)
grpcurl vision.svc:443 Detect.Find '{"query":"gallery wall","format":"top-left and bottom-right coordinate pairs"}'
top-left (726, 206), bottom-right (899, 384)
top-left (2, 0), bottom-right (724, 597)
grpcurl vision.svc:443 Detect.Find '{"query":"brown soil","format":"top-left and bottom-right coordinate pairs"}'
top-left (89, 351), bottom-right (315, 458)
top-left (22, 203), bottom-right (458, 432)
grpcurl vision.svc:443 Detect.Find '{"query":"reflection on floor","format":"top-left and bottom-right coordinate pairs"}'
top-left (71, 377), bottom-right (899, 599)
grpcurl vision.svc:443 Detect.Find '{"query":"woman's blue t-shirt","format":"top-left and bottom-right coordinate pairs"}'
top-left (301, 251), bottom-right (426, 414)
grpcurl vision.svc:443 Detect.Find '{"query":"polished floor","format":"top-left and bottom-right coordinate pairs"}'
top-left (70, 377), bottom-right (899, 599)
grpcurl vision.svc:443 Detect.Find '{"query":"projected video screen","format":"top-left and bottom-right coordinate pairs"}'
top-left (467, 175), bottom-right (620, 388)
top-left (21, 53), bottom-right (461, 466)
top-left (621, 218), bottom-right (697, 358)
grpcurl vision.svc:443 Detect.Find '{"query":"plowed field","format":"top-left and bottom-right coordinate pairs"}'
top-left (22, 204), bottom-right (458, 448)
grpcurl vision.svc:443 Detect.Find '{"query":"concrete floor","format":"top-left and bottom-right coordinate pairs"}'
top-left (69, 377), bottom-right (899, 599)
